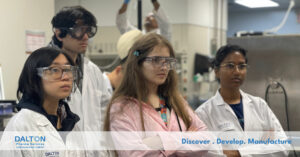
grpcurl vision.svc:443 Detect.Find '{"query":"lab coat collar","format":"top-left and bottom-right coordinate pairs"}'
top-left (17, 97), bottom-right (80, 131)
top-left (214, 89), bottom-right (252, 106)
top-left (17, 97), bottom-right (54, 127)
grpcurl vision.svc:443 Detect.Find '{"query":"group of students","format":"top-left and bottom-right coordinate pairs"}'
top-left (0, 1), bottom-right (289, 157)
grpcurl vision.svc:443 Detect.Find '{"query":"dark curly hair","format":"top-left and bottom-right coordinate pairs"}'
top-left (51, 6), bottom-right (97, 48)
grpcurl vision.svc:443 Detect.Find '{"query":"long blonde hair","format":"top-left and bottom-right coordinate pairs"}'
top-left (104, 33), bottom-right (191, 131)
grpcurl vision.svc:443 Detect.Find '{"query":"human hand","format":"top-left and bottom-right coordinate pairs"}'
top-left (223, 150), bottom-right (241, 157)
top-left (142, 136), bottom-right (163, 150)
top-left (187, 125), bottom-right (198, 132)
top-left (262, 129), bottom-right (275, 141)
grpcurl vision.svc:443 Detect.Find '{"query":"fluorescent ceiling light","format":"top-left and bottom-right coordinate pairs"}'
top-left (235, 0), bottom-right (279, 8)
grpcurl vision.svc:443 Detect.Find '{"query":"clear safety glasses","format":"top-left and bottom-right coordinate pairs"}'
top-left (219, 63), bottom-right (248, 71)
top-left (59, 26), bottom-right (97, 40)
top-left (144, 56), bottom-right (177, 70)
top-left (37, 65), bottom-right (78, 81)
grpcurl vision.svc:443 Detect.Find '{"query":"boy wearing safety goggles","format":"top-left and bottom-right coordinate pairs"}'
top-left (48, 6), bottom-right (111, 147)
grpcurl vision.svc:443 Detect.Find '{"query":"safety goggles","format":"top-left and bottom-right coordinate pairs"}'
top-left (58, 26), bottom-right (97, 40)
top-left (37, 65), bottom-right (78, 81)
top-left (219, 63), bottom-right (248, 71)
top-left (143, 56), bottom-right (177, 70)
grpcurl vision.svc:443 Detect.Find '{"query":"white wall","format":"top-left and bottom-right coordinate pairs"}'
top-left (0, 0), bottom-right (55, 99)
top-left (55, 0), bottom-right (228, 28)
top-left (188, 0), bottom-right (213, 27)
top-left (55, 0), bottom-right (188, 26)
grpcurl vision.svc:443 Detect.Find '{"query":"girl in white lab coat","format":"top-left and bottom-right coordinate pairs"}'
top-left (195, 45), bottom-right (289, 157)
top-left (0, 47), bottom-right (81, 156)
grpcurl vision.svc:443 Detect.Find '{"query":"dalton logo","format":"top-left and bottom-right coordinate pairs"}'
top-left (15, 136), bottom-right (46, 142)
top-left (45, 151), bottom-right (59, 157)
top-left (14, 136), bottom-right (46, 149)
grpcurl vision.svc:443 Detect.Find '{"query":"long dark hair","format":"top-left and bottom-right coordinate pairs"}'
top-left (17, 47), bottom-right (74, 105)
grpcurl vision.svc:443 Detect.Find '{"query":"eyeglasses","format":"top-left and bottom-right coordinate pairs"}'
top-left (58, 26), bottom-right (97, 40)
top-left (37, 65), bottom-right (78, 81)
top-left (144, 56), bottom-right (177, 70)
top-left (219, 63), bottom-right (248, 71)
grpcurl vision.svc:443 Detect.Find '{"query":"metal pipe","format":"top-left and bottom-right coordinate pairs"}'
top-left (137, 0), bottom-right (142, 30)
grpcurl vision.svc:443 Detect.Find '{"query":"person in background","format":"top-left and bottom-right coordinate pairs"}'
top-left (103, 29), bottom-right (143, 94)
top-left (195, 45), bottom-right (289, 157)
top-left (116, 0), bottom-right (171, 41)
top-left (49, 6), bottom-right (111, 132)
top-left (0, 47), bottom-right (81, 156)
top-left (104, 33), bottom-right (224, 156)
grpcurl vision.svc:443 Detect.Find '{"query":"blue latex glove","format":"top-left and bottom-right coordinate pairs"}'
top-left (124, 0), bottom-right (130, 4)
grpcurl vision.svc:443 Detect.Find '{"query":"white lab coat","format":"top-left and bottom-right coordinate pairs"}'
top-left (0, 109), bottom-right (85, 157)
top-left (68, 57), bottom-right (111, 157)
top-left (195, 90), bottom-right (289, 157)
top-left (69, 57), bottom-right (111, 132)
top-left (116, 7), bottom-right (171, 41)
top-left (103, 72), bottom-right (113, 95)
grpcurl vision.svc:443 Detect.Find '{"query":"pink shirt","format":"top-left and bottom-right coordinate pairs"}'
top-left (109, 97), bottom-right (210, 157)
